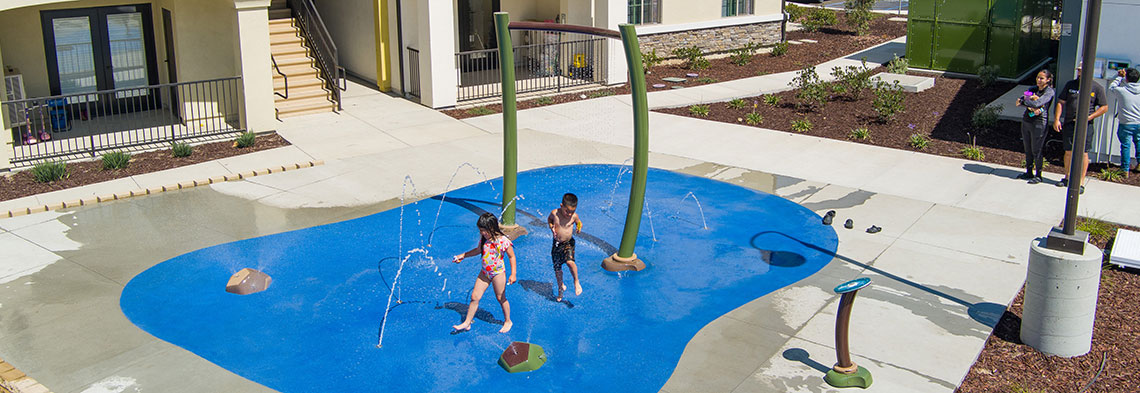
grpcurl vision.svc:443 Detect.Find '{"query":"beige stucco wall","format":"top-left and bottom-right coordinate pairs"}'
top-left (314, 0), bottom-right (378, 84)
top-left (0, 0), bottom-right (237, 98)
top-left (662, 0), bottom-right (781, 25)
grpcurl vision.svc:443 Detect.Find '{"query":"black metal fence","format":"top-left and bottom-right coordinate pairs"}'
top-left (455, 33), bottom-right (608, 102)
top-left (406, 47), bottom-right (421, 101)
top-left (3, 77), bottom-right (243, 166)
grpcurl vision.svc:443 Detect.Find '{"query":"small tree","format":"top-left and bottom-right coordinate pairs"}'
top-left (789, 66), bottom-right (829, 110)
top-left (844, 0), bottom-right (876, 35)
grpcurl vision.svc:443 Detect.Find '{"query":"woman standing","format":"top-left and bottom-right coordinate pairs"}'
top-left (1016, 69), bottom-right (1055, 184)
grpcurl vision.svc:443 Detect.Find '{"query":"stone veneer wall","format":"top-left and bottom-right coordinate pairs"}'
top-left (638, 21), bottom-right (782, 57)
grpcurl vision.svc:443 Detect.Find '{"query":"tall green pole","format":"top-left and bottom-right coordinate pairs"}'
top-left (602, 23), bottom-right (649, 271)
top-left (494, 12), bottom-right (518, 228)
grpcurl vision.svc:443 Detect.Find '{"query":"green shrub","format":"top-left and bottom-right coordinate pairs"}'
top-left (745, 112), bottom-right (764, 125)
top-left (696, 77), bottom-right (718, 84)
top-left (1099, 167), bottom-right (1126, 182)
top-left (467, 106), bottom-right (495, 116)
top-left (770, 42), bottom-right (789, 57)
top-left (887, 54), bottom-right (909, 74)
top-left (961, 145), bottom-right (985, 161)
top-left (971, 104), bottom-right (1002, 130)
top-left (30, 160), bottom-right (68, 183)
top-left (849, 127), bottom-right (871, 141)
top-left (587, 89), bottom-right (615, 98)
top-left (790, 66), bottom-right (829, 110)
top-left (671, 46), bottom-right (709, 70)
top-left (791, 118), bottom-right (813, 132)
top-left (726, 98), bottom-right (747, 110)
top-left (101, 151), bottom-right (131, 170)
top-left (908, 133), bottom-right (930, 150)
top-left (872, 81), bottom-right (905, 123)
top-left (234, 131), bottom-right (257, 148)
top-left (763, 94), bottom-right (782, 107)
top-left (534, 96), bottom-right (555, 106)
top-left (729, 43), bottom-right (761, 66)
top-left (831, 61), bottom-right (873, 99)
top-left (641, 49), bottom-right (663, 74)
top-left (689, 104), bottom-right (710, 117)
top-left (802, 8), bottom-right (837, 32)
top-left (844, 0), bottom-right (876, 35)
top-left (171, 142), bottom-right (193, 158)
top-left (978, 65), bottom-right (1001, 87)
top-left (786, 3), bottom-right (806, 22)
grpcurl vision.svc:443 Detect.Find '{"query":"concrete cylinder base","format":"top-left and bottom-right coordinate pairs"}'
top-left (602, 253), bottom-right (646, 272)
top-left (1020, 238), bottom-right (1103, 357)
top-left (500, 224), bottom-right (528, 241)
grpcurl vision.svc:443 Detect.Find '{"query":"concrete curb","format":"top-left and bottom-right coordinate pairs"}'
top-left (2, 160), bottom-right (325, 219)
top-left (0, 357), bottom-right (51, 393)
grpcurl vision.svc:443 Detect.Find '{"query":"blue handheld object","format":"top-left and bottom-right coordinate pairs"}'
top-left (833, 278), bottom-right (870, 294)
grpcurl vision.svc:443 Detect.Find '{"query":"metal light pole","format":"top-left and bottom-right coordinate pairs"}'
top-left (1046, 0), bottom-right (1101, 254)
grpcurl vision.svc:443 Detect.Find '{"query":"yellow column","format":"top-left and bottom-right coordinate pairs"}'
top-left (0, 44), bottom-right (12, 171)
top-left (233, 0), bottom-right (276, 132)
top-left (374, 0), bottom-right (391, 92)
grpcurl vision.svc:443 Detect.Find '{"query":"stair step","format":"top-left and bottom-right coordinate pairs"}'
top-left (269, 18), bottom-right (295, 27)
top-left (269, 23), bottom-right (298, 35)
top-left (278, 105), bottom-right (337, 119)
top-left (269, 9), bottom-right (292, 20)
top-left (270, 34), bottom-right (303, 46)
top-left (274, 76), bottom-right (325, 90)
top-left (269, 0), bottom-right (287, 9)
top-left (275, 86), bottom-right (330, 103)
top-left (271, 44), bottom-right (308, 57)
top-left (274, 53), bottom-right (314, 67)
top-left (276, 63), bottom-right (319, 76)
top-left (276, 98), bottom-right (336, 118)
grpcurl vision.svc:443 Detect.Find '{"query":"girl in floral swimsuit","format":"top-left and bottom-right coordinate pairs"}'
top-left (451, 213), bottom-right (517, 333)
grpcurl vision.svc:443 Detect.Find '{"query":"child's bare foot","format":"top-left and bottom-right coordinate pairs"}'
top-left (560, 283), bottom-right (567, 292)
top-left (499, 321), bottom-right (513, 333)
top-left (574, 281), bottom-right (583, 296)
top-left (452, 322), bottom-right (471, 332)
top-left (555, 294), bottom-right (563, 302)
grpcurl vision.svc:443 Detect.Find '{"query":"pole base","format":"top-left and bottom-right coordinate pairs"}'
top-left (1045, 226), bottom-right (1089, 255)
top-left (602, 253), bottom-right (646, 272)
top-left (824, 366), bottom-right (872, 389)
top-left (500, 224), bottom-right (529, 241)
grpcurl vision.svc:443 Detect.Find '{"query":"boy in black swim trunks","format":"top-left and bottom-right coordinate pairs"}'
top-left (547, 193), bottom-right (583, 302)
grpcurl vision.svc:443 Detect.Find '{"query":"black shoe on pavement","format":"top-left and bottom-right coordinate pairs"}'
top-left (1056, 178), bottom-right (1068, 187)
top-left (844, 219), bottom-right (854, 229)
top-left (866, 225), bottom-right (882, 234)
top-left (822, 210), bottom-right (835, 225)
top-left (1028, 176), bottom-right (1042, 184)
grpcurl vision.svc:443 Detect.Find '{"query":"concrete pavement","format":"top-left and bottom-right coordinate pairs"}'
top-left (1, 37), bottom-right (1137, 393)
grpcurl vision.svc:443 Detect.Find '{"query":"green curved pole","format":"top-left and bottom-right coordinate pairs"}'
top-left (494, 12), bottom-right (518, 226)
top-left (616, 23), bottom-right (648, 259)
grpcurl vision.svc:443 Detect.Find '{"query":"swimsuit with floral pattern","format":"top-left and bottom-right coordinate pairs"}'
top-left (481, 235), bottom-right (512, 278)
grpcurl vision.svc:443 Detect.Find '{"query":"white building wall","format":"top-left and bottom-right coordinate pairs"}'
top-left (314, 0), bottom-right (379, 85)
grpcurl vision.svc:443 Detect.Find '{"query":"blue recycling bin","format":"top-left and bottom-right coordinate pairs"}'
top-left (47, 98), bottom-right (69, 132)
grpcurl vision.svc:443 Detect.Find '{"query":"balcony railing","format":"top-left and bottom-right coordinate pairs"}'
top-left (455, 33), bottom-right (608, 102)
top-left (2, 77), bottom-right (243, 166)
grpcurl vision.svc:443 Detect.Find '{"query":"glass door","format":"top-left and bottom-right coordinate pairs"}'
top-left (42, 4), bottom-right (159, 108)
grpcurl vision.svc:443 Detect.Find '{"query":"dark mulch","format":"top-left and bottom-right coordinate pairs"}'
top-left (645, 14), bottom-right (907, 88)
top-left (655, 71), bottom-right (1140, 188)
top-left (957, 220), bottom-right (1140, 393)
top-left (442, 13), bottom-right (906, 120)
top-left (0, 133), bottom-right (291, 202)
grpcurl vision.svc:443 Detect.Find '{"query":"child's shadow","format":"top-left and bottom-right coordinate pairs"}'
top-left (438, 302), bottom-right (503, 334)
top-left (518, 279), bottom-right (575, 308)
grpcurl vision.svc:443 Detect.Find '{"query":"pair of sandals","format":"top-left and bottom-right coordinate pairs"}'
top-left (822, 210), bottom-right (881, 233)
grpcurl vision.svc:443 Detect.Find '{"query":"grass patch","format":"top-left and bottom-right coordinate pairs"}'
top-left (726, 98), bottom-right (747, 110)
top-left (587, 89), bottom-right (615, 99)
top-left (533, 96), bottom-right (555, 106)
top-left (234, 131), bottom-right (257, 149)
top-left (466, 107), bottom-right (496, 116)
top-left (745, 112), bottom-right (764, 126)
top-left (961, 145), bottom-right (985, 161)
top-left (908, 133), bottom-right (930, 150)
top-left (689, 104), bottom-right (710, 117)
top-left (696, 77), bottom-right (719, 84)
top-left (849, 127), bottom-right (871, 141)
top-left (101, 151), bottom-right (131, 170)
top-left (1099, 167), bottom-right (1127, 182)
top-left (1077, 217), bottom-right (1115, 243)
top-left (763, 94), bottom-right (782, 107)
top-left (31, 160), bottom-right (68, 183)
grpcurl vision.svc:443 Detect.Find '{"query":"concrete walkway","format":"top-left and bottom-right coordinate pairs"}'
top-left (0, 36), bottom-right (1136, 393)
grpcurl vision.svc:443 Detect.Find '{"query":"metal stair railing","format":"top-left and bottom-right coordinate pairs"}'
top-left (286, 0), bottom-right (344, 110)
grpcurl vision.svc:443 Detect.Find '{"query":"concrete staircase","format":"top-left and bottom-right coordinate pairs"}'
top-left (269, 0), bottom-right (336, 118)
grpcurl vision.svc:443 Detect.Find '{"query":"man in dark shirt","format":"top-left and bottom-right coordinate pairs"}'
top-left (1052, 63), bottom-right (1108, 193)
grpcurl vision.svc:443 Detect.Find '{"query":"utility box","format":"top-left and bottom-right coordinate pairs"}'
top-left (907, 0), bottom-right (1053, 79)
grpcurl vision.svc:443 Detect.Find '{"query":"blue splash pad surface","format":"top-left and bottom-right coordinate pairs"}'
top-left (121, 164), bottom-right (838, 392)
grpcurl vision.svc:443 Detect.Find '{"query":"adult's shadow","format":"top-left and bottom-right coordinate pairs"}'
top-left (438, 301), bottom-right (503, 334)
top-left (963, 163), bottom-right (1025, 180)
top-left (518, 279), bottom-right (575, 308)
top-left (782, 348), bottom-right (831, 374)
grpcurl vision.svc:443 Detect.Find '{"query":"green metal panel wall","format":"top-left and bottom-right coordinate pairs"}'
top-left (906, 0), bottom-right (1051, 78)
